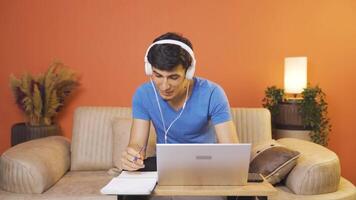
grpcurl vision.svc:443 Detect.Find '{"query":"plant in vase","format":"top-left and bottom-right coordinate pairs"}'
top-left (9, 61), bottom-right (79, 146)
top-left (262, 85), bottom-right (331, 146)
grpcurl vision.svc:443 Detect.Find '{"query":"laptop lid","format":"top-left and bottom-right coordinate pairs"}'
top-left (156, 143), bottom-right (251, 186)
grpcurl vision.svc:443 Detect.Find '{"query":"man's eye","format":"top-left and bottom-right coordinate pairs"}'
top-left (154, 74), bottom-right (162, 78)
top-left (170, 76), bottom-right (179, 80)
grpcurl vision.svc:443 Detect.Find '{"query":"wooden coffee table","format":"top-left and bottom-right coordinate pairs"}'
top-left (117, 180), bottom-right (277, 199)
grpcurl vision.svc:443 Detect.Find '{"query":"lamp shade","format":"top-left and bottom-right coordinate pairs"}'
top-left (284, 57), bottom-right (307, 94)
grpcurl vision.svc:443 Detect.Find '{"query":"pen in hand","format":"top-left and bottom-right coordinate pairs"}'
top-left (132, 145), bottom-right (145, 163)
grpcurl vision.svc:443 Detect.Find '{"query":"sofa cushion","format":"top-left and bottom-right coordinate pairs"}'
top-left (0, 136), bottom-right (70, 194)
top-left (109, 118), bottom-right (156, 175)
top-left (249, 139), bottom-right (300, 185)
top-left (43, 171), bottom-right (115, 199)
top-left (277, 138), bottom-right (341, 195)
top-left (70, 107), bottom-right (132, 171)
top-left (230, 108), bottom-right (272, 146)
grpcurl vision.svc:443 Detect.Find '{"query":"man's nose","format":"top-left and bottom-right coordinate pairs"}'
top-left (160, 78), bottom-right (170, 90)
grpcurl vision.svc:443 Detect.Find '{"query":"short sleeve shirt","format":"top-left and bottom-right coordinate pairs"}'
top-left (132, 77), bottom-right (231, 144)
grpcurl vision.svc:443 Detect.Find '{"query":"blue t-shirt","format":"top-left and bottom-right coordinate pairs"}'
top-left (132, 77), bottom-right (231, 144)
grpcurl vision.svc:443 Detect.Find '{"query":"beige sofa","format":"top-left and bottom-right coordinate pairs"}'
top-left (0, 107), bottom-right (355, 200)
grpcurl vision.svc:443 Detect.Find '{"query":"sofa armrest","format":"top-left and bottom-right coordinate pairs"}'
top-left (277, 138), bottom-right (341, 195)
top-left (0, 136), bottom-right (70, 194)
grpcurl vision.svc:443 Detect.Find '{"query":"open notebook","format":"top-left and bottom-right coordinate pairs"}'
top-left (101, 171), bottom-right (157, 195)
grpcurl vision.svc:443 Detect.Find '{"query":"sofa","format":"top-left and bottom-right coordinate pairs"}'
top-left (0, 107), bottom-right (355, 200)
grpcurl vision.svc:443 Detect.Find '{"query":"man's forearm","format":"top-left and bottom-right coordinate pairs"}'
top-left (215, 120), bottom-right (239, 143)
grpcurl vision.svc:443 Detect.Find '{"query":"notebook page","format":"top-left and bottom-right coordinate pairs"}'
top-left (101, 171), bottom-right (157, 195)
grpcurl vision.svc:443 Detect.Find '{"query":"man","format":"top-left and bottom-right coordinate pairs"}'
top-left (121, 32), bottom-right (239, 199)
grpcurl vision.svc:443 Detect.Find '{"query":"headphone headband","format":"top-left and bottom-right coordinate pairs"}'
top-left (144, 39), bottom-right (196, 79)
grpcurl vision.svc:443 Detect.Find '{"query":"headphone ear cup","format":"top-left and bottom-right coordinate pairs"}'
top-left (145, 62), bottom-right (153, 75)
top-left (185, 64), bottom-right (195, 80)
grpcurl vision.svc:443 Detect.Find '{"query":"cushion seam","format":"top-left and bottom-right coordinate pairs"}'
top-left (265, 154), bottom-right (300, 179)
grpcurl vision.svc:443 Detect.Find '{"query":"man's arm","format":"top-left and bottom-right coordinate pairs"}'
top-left (121, 119), bottom-right (150, 171)
top-left (214, 120), bottom-right (239, 143)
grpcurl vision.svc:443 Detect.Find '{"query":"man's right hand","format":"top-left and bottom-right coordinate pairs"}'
top-left (121, 146), bottom-right (145, 171)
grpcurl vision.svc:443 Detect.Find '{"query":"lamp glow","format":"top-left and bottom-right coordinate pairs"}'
top-left (284, 57), bottom-right (307, 94)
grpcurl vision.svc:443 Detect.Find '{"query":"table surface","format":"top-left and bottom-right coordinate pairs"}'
top-left (152, 181), bottom-right (277, 196)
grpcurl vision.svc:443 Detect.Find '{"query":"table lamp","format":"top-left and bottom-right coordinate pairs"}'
top-left (284, 57), bottom-right (307, 100)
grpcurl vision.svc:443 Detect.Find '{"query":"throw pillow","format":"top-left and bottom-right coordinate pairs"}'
top-left (249, 139), bottom-right (300, 185)
top-left (109, 118), bottom-right (156, 175)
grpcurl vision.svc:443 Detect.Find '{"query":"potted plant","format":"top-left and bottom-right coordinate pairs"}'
top-left (262, 85), bottom-right (331, 146)
top-left (262, 86), bottom-right (285, 126)
top-left (9, 61), bottom-right (79, 146)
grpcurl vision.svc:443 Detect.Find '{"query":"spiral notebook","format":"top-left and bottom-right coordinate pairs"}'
top-left (100, 171), bottom-right (157, 195)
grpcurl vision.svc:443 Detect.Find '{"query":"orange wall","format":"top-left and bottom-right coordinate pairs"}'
top-left (0, 1), bottom-right (355, 184)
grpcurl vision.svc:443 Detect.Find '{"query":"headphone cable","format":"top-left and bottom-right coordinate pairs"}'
top-left (150, 78), bottom-right (190, 143)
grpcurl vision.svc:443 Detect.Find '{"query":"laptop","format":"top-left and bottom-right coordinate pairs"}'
top-left (156, 143), bottom-right (251, 186)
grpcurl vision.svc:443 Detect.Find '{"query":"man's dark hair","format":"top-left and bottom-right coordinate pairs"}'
top-left (147, 32), bottom-right (193, 71)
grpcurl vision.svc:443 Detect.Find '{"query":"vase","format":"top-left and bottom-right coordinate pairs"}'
top-left (11, 122), bottom-right (61, 146)
top-left (272, 102), bottom-right (312, 141)
top-left (274, 102), bottom-right (304, 129)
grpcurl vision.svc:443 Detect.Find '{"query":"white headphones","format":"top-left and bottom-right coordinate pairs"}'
top-left (144, 39), bottom-right (196, 80)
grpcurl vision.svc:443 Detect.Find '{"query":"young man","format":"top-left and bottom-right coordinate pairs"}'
top-left (121, 32), bottom-right (238, 172)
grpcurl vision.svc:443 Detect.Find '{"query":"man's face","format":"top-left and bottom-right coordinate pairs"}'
top-left (151, 65), bottom-right (187, 101)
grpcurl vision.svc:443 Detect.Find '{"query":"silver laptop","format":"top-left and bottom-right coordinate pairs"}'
top-left (156, 143), bottom-right (251, 186)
